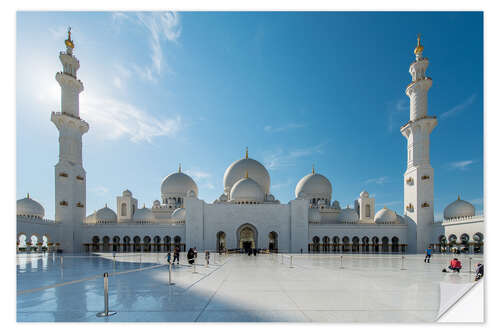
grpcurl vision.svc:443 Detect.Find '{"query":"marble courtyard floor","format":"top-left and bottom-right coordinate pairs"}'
top-left (16, 252), bottom-right (483, 322)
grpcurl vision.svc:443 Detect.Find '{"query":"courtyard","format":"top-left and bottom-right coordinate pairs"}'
top-left (17, 252), bottom-right (482, 322)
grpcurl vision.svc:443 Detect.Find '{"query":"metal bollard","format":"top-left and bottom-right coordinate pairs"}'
top-left (60, 256), bottom-right (63, 267)
top-left (340, 255), bottom-right (344, 269)
top-left (400, 255), bottom-right (407, 270)
top-left (96, 272), bottom-right (117, 317)
top-left (469, 257), bottom-right (473, 273)
top-left (289, 256), bottom-right (294, 268)
top-left (205, 257), bottom-right (209, 268)
top-left (168, 263), bottom-right (175, 285)
top-left (193, 258), bottom-right (197, 274)
top-left (281, 254), bottom-right (284, 264)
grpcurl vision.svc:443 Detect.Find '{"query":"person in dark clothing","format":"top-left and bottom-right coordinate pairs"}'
top-left (187, 248), bottom-right (195, 265)
top-left (474, 263), bottom-right (484, 281)
top-left (173, 246), bottom-right (180, 264)
top-left (424, 246), bottom-right (432, 263)
top-left (253, 248), bottom-right (257, 256)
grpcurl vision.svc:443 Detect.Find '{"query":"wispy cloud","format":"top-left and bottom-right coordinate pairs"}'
top-left (113, 12), bottom-right (181, 81)
top-left (184, 169), bottom-right (211, 181)
top-left (364, 176), bottom-right (389, 185)
top-left (375, 200), bottom-right (401, 207)
top-left (264, 122), bottom-right (306, 133)
top-left (263, 143), bottom-right (326, 171)
top-left (271, 179), bottom-right (294, 191)
top-left (49, 26), bottom-right (67, 40)
top-left (469, 197), bottom-right (483, 205)
top-left (80, 94), bottom-right (181, 143)
top-left (447, 160), bottom-right (475, 171)
top-left (440, 94), bottom-right (476, 119)
top-left (90, 186), bottom-right (109, 196)
top-left (387, 98), bottom-right (409, 132)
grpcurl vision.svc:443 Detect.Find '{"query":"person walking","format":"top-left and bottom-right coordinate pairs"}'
top-left (424, 246), bottom-right (432, 263)
top-left (173, 246), bottom-right (180, 264)
top-left (205, 250), bottom-right (210, 265)
top-left (166, 251), bottom-right (171, 264)
top-left (187, 248), bottom-right (195, 265)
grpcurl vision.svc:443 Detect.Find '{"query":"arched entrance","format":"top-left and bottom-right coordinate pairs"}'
top-left (269, 231), bottom-right (278, 252)
top-left (236, 224), bottom-right (258, 252)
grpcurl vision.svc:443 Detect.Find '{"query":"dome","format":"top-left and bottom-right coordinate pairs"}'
top-left (161, 169), bottom-right (198, 198)
top-left (122, 189), bottom-right (132, 197)
top-left (133, 206), bottom-right (154, 222)
top-left (95, 205), bottom-right (117, 223)
top-left (171, 208), bottom-right (186, 222)
top-left (444, 196), bottom-right (475, 219)
top-left (295, 171), bottom-right (332, 199)
top-left (308, 207), bottom-right (322, 223)
top-left (86, 211), bottom-right (96, 224)
top-left (153, 200), bottom-right (161, 207)
top-left (17, 194), bottom-right (45, 218)
top-left (338, 207), bottom-right (359, 223)
top-left (230, 176), bottom-right (265, 203)
top-left (360, 190), bottom-right (369, 198)
top-left (374, 207), bottom-right (397, 224)
top-left (223, 151), bottom-right (270, 194)
top-left (332, 200), bottom-right (341, 210)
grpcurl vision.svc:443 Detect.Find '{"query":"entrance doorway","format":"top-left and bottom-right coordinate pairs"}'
top-left (237, 224), bottom-right (258, 250)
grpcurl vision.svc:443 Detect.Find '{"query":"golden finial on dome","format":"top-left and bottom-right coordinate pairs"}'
top-left (178, 163), bottom-right (182, 173)
top-left (245, 147), bottom-right (248, 159)
top-left (458, 194), bottom-right (461, 200)
top-left (244, 170), bottom-right (249, 178)
top-left (143, 203), bottom-right (146, 208)
top-left (65, 26), bottom-right (74, 50)
top-left (105, 203), bottom-right (107, 208)
top-left (27, 193), bottom-right (30, 199)
top-left (312, 164), bottom-right (315, 174)
top-left (414, 33), bottom-right (424, 55)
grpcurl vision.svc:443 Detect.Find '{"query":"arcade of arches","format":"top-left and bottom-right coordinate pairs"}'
top-left (16, 233), bottom-right (52, 252)
top-left (433, 232), bottom-right (484, 254)
top-left (82, 235), bottom-right (186, 252)
top-left (309, 235), bottom-right (407, 253)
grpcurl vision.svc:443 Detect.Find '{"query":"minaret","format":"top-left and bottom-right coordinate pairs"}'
top-left (51, 28), bottom-right (89, 252)
top-left (400, 35), bottom-right (437, 254)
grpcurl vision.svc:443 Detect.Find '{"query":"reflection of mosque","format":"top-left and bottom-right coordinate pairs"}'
top-left (16, 32), bottom-right (484, 255)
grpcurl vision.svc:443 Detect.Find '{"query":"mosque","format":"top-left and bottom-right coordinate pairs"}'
top-left (16, 31), bottom-right (484, 255)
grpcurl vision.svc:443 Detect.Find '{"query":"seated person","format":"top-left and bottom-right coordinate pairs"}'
top-left (448, 258), bottom-right (462, 273)
top-left (474, 263), bottom-right (484, 281)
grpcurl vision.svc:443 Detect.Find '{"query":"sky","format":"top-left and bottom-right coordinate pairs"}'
top-left (16, 11), bottom-right (483, 221)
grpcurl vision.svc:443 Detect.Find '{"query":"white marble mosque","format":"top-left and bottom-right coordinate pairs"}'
top-left (16, 31), bottom-right (484, 255)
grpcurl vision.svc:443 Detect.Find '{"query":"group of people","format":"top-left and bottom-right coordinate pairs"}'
top-left (165, 245), bottom-right (181, 265)
top-left (425, 246), bottom-right (484, 280)
top-left (245, 248), bottom-right (258, 256)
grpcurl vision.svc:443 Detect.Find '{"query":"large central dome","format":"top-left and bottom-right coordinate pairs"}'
top-left (223, 149), bottom-right (270, 195)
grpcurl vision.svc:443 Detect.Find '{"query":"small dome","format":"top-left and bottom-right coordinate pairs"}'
top-left (332, 200), bottom-right (341, 209)
top-left (95, 205), bottom-right (117, 223)
top-left (17, 194), bottom-right (45, 218)
top-left (230, 176), bottom-right (265, 203)
top-left (153, 200), bottom-right (161, 207)
top-left (161, 170), bottom-right (198, 198)
top-left (444, 196), bottom-right (475, 219)
top-left (360, 190), bottom-right (369, 198)
top-left (396, 214), bottom-right (407, 224)
top-left (122, 189), bottom-right (132, 197)
top-left (86, 211), bottom-right (96, 224)
top-left (224, 153), bottom-right (270, 194)
top-left (374, 207), bottom-right (397, 224)
top-left (267, 194), bottom-right (275, 201)
top-left (171, 207), bottom-right (186, 222)
top-left (308, 207), bottom-right (322, 223)
top-left (133, 206), bottom-right (154, 222)
top-left (338, 207), bottom-right (359, 223)
top-left (295, 172), bottom-right (332, 199)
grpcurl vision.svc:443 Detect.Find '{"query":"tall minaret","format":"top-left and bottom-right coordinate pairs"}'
top-left (51, 28), bottom-right (89, 253)
top-left (401, 35), bottom-right (437, 254)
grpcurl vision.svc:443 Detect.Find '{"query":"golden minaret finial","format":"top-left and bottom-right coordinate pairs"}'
top-left (458, 194), bottom-right (461, 200)
top-left (178, 163), bottom-right (182, 173)
top-left (414, 33), bottom-right (424, 55)
top-left (312, 164), bottom-right (315, 174)
top-left (65, 26), bottom-right (75, 50)
top-left (143, 203), bottom-right (146, 208)
top-left (245, 147), bottom-right (248, 159)
top-left (245, 170), bottom-right (249, 178)
top-left (27, 193), bottom-right (30, 199)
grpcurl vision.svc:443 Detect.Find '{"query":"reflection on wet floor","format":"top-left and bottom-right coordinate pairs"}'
top-left (17, 253), bottom-right (483, 322)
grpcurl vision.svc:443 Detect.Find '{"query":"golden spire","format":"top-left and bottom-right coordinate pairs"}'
top-left (143, 203), bottom-right (146, 208)
top-left (105, 203), bottom-right (107, 208)
top-left (312, 164), bottom-right (315, 174)
top-left (178, 163), bottom-right (181, 173)
top-left (458, 194), bottom-right (461, 200)
top-left (245, 170), bottom-right (249, 178)
top-left (245, 147), bottom-right (248, 159)
top-left (27, 193), bottom-right (30, 199)
top-left (414, 33), bottom-right (424, 55)
top-left (65, 26), bottom-right (74, 50)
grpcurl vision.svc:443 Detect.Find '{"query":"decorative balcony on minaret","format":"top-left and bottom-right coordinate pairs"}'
top-left (51, 28), bottom-right (89, 252)
top-left (401, 35), bottom-right (437, 254)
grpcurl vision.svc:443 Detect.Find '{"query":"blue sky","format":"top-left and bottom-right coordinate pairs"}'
top-left (16, 11), bottom-right (483, 220)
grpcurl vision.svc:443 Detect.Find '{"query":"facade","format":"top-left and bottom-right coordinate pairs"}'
top-left (16, 32), bottom-right (484, 255)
